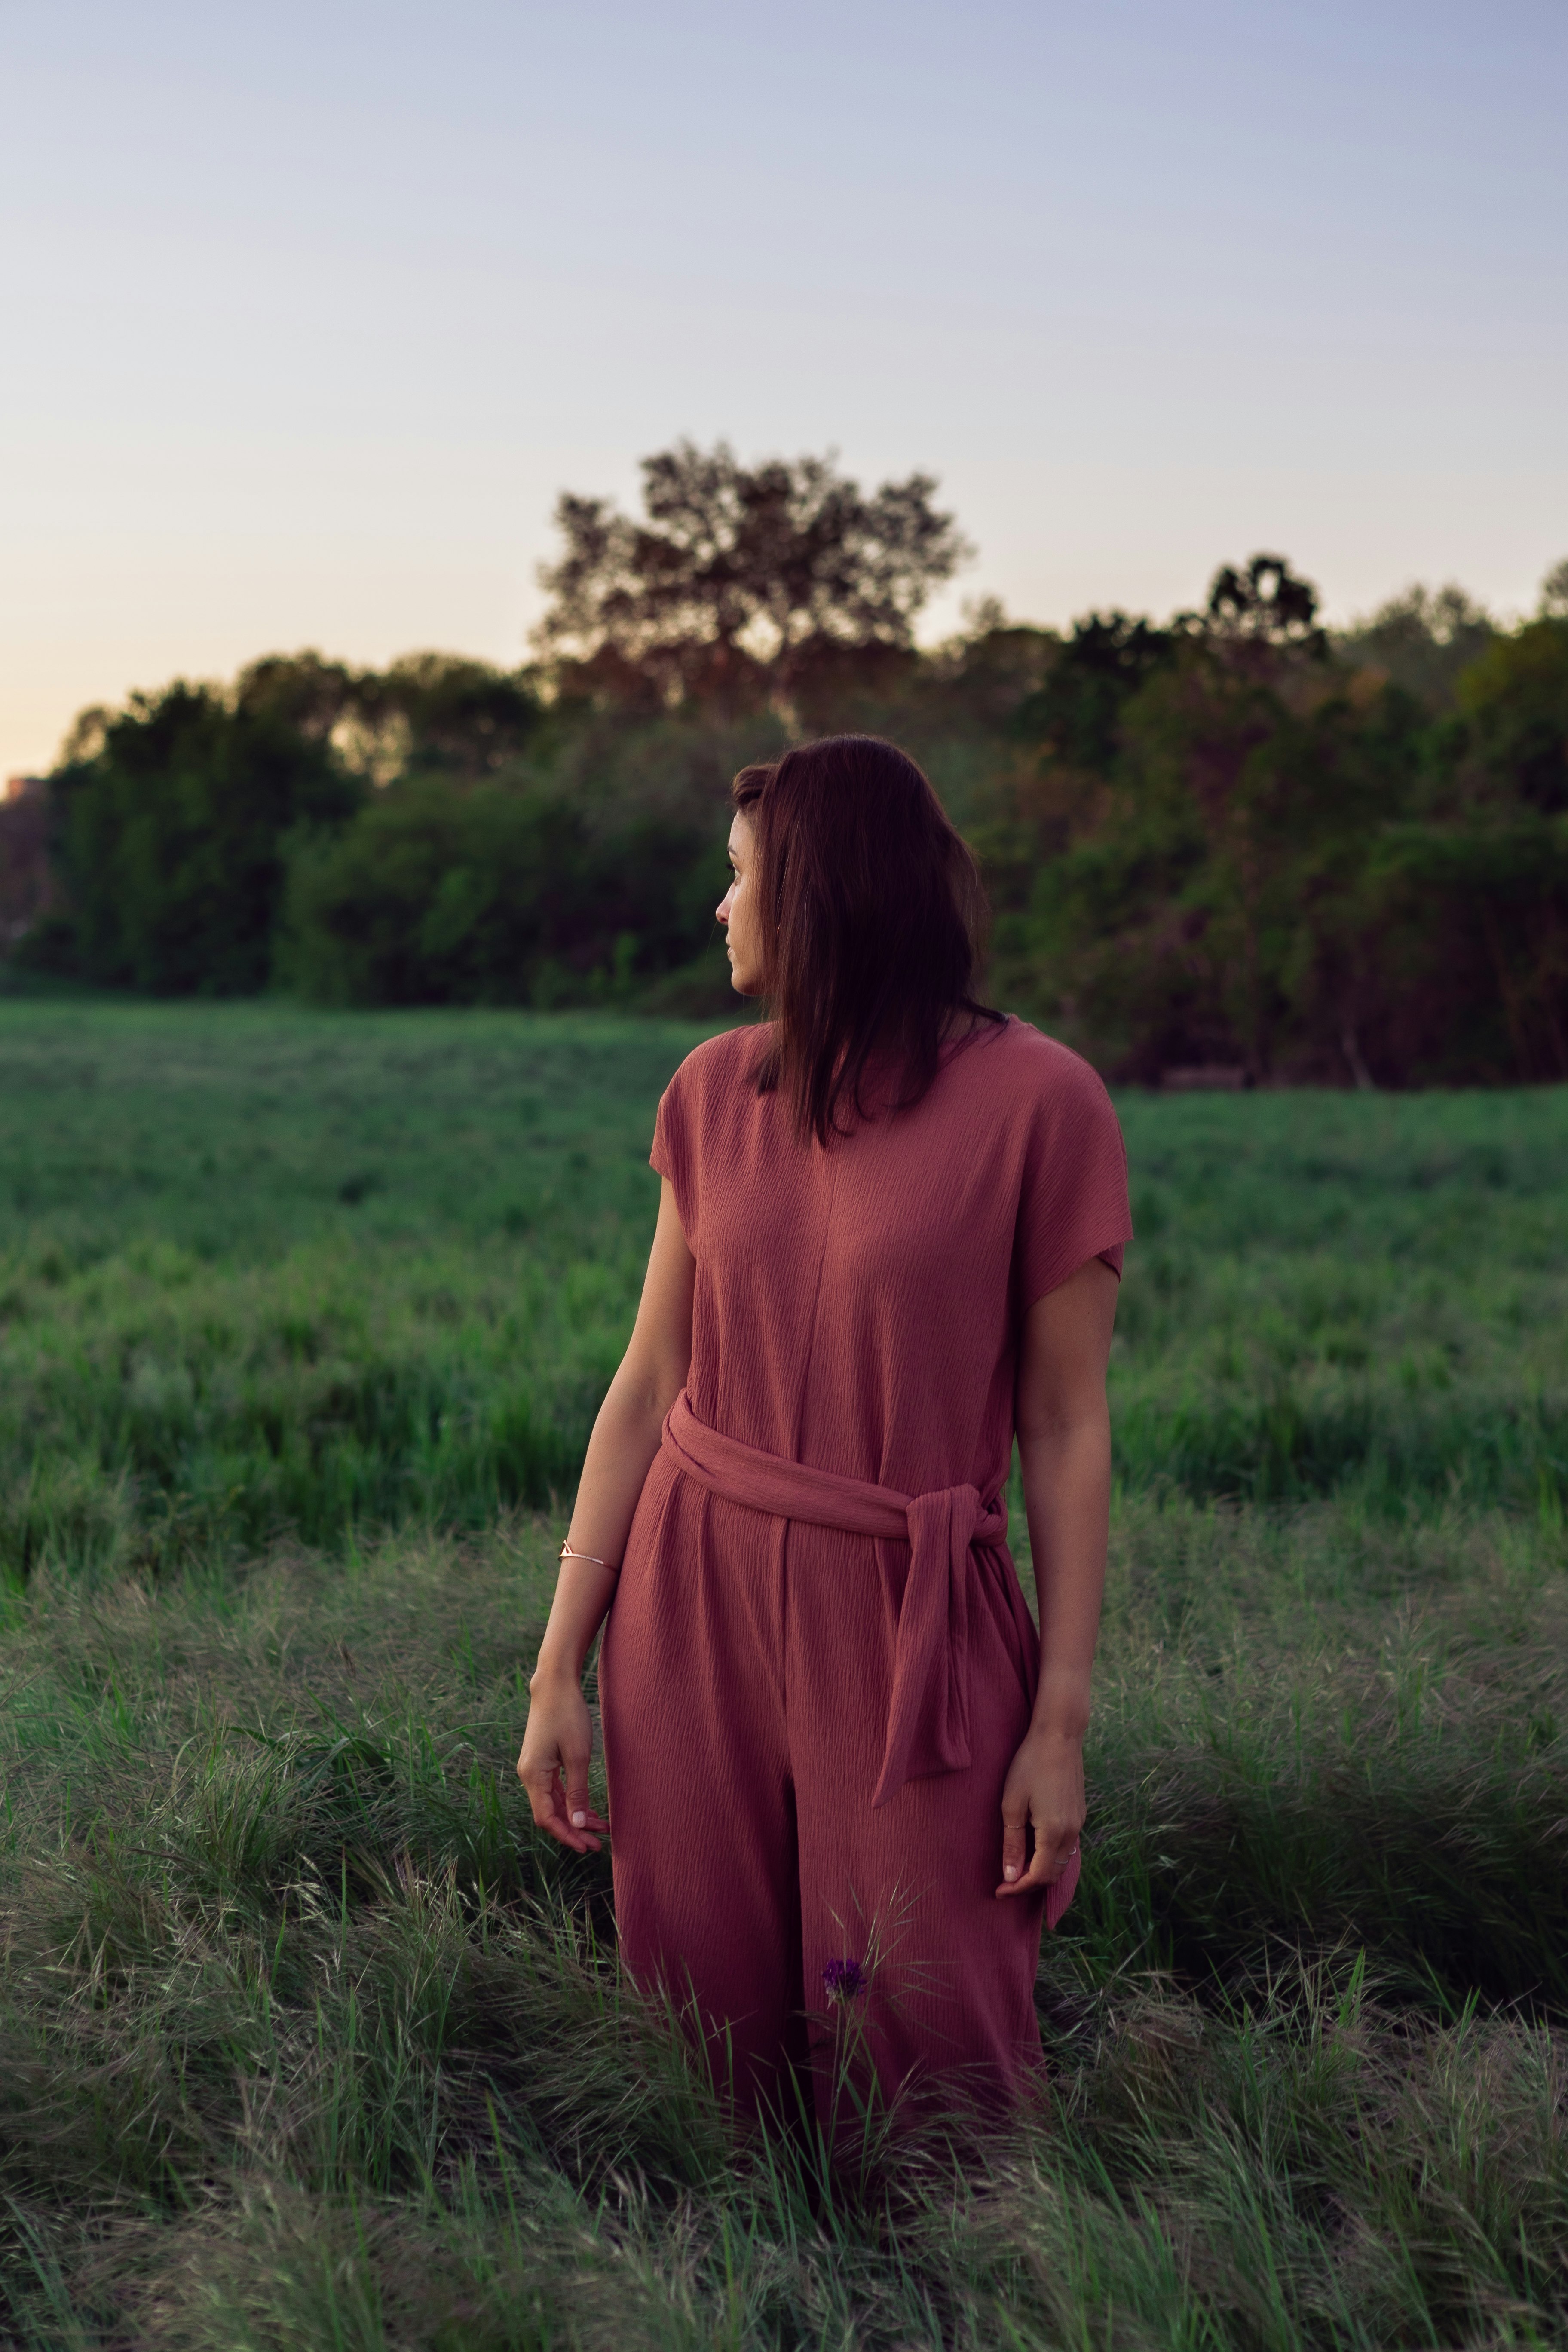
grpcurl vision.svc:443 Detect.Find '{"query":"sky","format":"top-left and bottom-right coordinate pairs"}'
top-left (2, 0), bottom-right (1565, 778)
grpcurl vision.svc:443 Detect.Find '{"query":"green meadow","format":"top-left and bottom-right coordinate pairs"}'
top-left (1, 998), bottom-right (1566, 2349)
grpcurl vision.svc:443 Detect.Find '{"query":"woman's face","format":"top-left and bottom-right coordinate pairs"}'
top-left (717, 813), bottom-right (765, 995)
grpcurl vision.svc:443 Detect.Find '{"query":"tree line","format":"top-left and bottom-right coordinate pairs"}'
top-left (10, 441), bottom-right (1568, 1085)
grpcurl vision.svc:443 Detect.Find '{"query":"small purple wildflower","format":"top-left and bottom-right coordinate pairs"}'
top-left (822, 1957), bottom-right (867, 2001)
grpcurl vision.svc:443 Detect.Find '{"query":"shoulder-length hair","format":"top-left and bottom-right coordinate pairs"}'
top-left (732, 734), bottom-right (1002, 1146)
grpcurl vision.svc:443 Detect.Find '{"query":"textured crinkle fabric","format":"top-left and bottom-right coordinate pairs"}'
top-left (597, 1016), bottom-right (1132, 2124)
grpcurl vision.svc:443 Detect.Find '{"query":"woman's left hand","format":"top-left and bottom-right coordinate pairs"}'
top-left (995, 1725), bottom-right (1085, 1900)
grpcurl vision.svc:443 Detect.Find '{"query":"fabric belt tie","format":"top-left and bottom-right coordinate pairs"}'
top-left (661, 1389), bottom-right (1011, 1810)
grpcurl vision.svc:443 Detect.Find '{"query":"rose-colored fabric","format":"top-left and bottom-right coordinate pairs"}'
top-left (598, 1016), bottom-right (1131, 2122)
top-left (665, 1388), bottom-right (1060, 1844)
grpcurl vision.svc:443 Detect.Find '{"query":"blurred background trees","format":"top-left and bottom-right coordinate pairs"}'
top-left (35, 684), bottom-right (363, 994)
top-left (531, 440), bottom-right (968, 714)
top-left (6, 439), bottom-right (1567, 1086)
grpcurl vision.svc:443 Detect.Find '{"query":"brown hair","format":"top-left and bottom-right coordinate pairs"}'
top-left (731, 734), bottom-right (1002, 1146)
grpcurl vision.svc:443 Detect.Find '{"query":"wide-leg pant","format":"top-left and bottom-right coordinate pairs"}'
top-left (597, 1448), bottom-right (1047, 2126)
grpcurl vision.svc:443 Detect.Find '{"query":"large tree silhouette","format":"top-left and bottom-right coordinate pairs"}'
top-left (532, 440), bottom-right (968, 707)
top-left (1201, 553), bottom-right (1326, 658)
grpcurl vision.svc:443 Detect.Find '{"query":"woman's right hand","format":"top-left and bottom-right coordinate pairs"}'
top-left (517, 1665), bottom-right (609, 1854)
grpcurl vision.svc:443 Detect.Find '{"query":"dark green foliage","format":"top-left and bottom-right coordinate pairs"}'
top-left (278, 777), bottom-right (724, 1008)
top-left (997, 641), bottom-right (1425, 1082)
top-left (40, 683), bottom-right (364, 994)
top-left (1455, 615), bottom-right (1568, 813)
top-left (363, 653), bottom-right (542, 781)
top-left (1360, 810), bottom-right (1568, 1083)
top-left (990, 581), bottom-right (1568, 1085)
top-left (231, 648), bottom-right (542, 782)
top-left (14, 530), bottom-right (1568, 1087)
top-left (1011, 609), bottom-right (1178, 773)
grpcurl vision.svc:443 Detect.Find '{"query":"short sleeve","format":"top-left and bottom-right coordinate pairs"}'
top-left (649, 1063), bottom-right (693, 1242)
top-left (1014, 1047), bottom-right (1133, 1311)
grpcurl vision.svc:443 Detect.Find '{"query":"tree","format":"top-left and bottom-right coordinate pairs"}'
top-left (1538, 557), bottom-right (1568, 619)
top-left (356, 655), bottom-right (540, 782)
top-left (1362, 814), bottom-right (1568, 1082)
top-left (1200, 554), bottom-right (1327, 658)
top-left (234, 651), bottom-right (360, 740)
top-left (1014, 646), bottom-right (1408, 1082)
top-left (279, 776), bottom-right (721, 1008)
top-left (531, 440), bottom-right (969, 708)
top-left (235, 651), bottom-right (539, 784)
top-left (990, 560), bottom-right (1429, 1083)
top-left (47, 684), bottom-right (363, 993)
top-left (1332, 583), bottom-right (1494, 710)
top-left (1454, 619), bottom-right (1568, 814)
top-left (1013, 611), bottom-right (1176, 774)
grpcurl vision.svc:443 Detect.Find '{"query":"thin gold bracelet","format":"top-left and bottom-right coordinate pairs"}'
top-left (559, 1542), bottom-right (620, 1574)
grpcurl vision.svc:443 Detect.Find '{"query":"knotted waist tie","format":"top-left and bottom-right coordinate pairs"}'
top-left (660, 1389), bottom-right (1034, 1810)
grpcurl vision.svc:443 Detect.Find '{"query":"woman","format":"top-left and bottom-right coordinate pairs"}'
top-left (518, 735), bottom-right (1130, 2124)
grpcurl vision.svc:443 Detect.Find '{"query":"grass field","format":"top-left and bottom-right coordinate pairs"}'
top-left (1, 1000), bottom-right (1566, 2349)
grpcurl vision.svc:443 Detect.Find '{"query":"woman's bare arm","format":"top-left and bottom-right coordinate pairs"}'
top-left (996, 1254), bottom-right (1118, 1899)
top-left (516, 1177), bottom-right (695, 1852)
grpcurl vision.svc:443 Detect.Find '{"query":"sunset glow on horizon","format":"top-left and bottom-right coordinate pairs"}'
top-left (3, 0), bottom-right (1564, 778)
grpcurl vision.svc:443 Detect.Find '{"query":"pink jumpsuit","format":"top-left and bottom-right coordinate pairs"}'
top-left (597, 1016), bottom-right (1131, 2124)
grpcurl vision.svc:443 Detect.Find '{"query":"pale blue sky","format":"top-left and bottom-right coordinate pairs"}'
top-left (3, 0), bottom-right (1564, 774)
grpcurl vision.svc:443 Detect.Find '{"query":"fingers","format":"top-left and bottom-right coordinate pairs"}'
top-left (515, 1741), bottom-right (609, 1855)
top-left (999, 1791), bottom-right (1029, 1889)
top-left (996, 1814), bottom-right (1084, 1901)
top-left (536, 1763), bottom-right (607, 1854)
top-left (1008, 1831), bottom-right (1077, 1896)
top-left (996, 1728), bottom-right (1087, 1900)
top-left (564, 1753), bottom-right (599, 1838)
